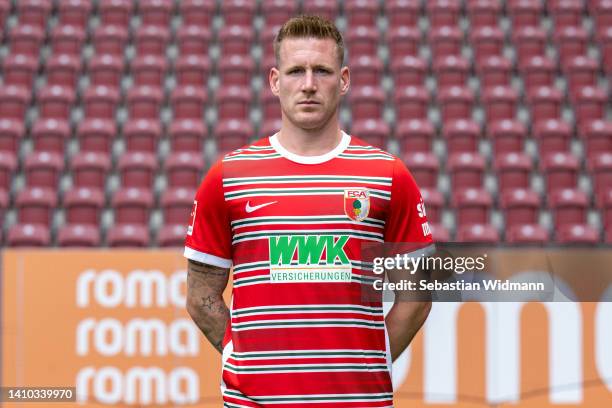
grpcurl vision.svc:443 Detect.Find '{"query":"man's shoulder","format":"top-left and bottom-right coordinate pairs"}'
top-left (345, 135), bottom-right (398, 162)
top-left (221, 137), bottom-right (277, 161)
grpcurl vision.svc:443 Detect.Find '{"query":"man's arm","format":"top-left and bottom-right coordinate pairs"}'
top-left (384, 266), bottom-right (432, 362)
top-left (186, 259), bottom-right (231, 354)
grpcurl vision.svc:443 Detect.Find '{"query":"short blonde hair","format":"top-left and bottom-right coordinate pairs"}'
top-left (273, 14), bottom-right (345, 67)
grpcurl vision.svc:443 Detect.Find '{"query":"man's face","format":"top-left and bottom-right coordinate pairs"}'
top-left (270, 37), bottom-right (350, 131)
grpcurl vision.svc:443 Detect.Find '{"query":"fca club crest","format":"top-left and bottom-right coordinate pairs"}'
top-left (344, 188), bottom-right (370, 221)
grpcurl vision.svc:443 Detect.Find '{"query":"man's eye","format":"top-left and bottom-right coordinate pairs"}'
top-left (288, 69), bottom-right (302, 74)
top-left (315, 68), bottom-right (330, 74)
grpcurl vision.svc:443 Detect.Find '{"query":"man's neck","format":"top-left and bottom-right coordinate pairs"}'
top-left (276, 116), bottom-right (343, 157)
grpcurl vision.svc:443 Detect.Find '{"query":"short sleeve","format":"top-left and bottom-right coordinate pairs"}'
top-left (384, 158), bottom-right (435, 256)
top-left (183, 160), bottom-right (233, 268)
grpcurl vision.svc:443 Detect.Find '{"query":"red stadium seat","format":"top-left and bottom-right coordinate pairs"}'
top-left (165, 152), bottom-right (205, 188)
top-left (260, 87), bottom-right (281, 122)
top-left (489, 119), bottom-right (526, 156)
top-left (554, 26), bottom-right (589, 67)
top-left (88, 55), bottom-right (124, 89)
top-left (259, 119), bottom-right (282, 139)
top-left (0, 187), bottom-right (7, 226)
top-left (351, 56), bottom-right (384, 87)
top-left (0, 86), bottom-right (31, 120)
top-left (443, 119), bottom-right (480, 153)
top-left (453, 187), bottom-right (493, 224)
top-left (476, 56), bottom-right (512, 90)
top-left (218, 55), bottom-right (256, 87)
top-left (533, 119), bottom-right (572, 155)
top-left (427, 0), bottom-right (462, 28)
top-left (0, 151), bottom-right (17, 191)
top-left (83, 86), bottom-right (120, 119)
top-left (387, 0), bottom-right (421, 29)
top-left (438, 86), bottom-right (474, 121)
top-left (16, 187), bottom-right (57, 226)
top-left (127, 86), bottom-right (163, 119)
top-left (470, 26), bottom-right (504, 63)
top-left (527, 87), bottom-right (564, 124)
top-left (260, 55), bottom-right (277, 82)
top-left (46, 54), bottom-right (81, 89)
top-left (17, 0), bottom-right (52, 28)
top-left (38, 85), bottom-right (75, 119)
top-left (428, 223), bottom-right (450, 241)
top-left (388, 26), bottom-right (420, 60)
top-left (135, 25), bottom-right (169, 56)
top-left (215, 119), bottom-right (253, 155)
top-left (581, 120), bottom-right (612, 160)
top-left (495, 152), bottom-right (533, 191)
top-left (158, 224), bottom-right (189, 247)
top-left (390, 56), bottom-right (427, 87)
top-left (448, 152), bottom-right (486, 189)
top-left (7, 224), bottom-right (50, 247)
top-left (10, 24), bottom-right (44, 56)
top-left (0, 119), bottom-right (25, 154)
top-left (176, 25), bottom-right (211, 56)
top-left (456, 223), bottom-right (500, 243)
top-left (551, 0), bottom-right (584, 29)
top-left (123, 119), bottom-right (162, 153)
top-left (403, 152), bottom-right (439, 189)
top-left (430, 26), bottom-right (463, 61)
top-left (71, 151), bottom-right (111, 188)
top-left (351, 119), bottom-right (389, 149)
top-left (161, 187), bottom-right (196, 224)
top-left (345, 0), bottom-right (379, 27)
top-left (24, 151), bottom-right (63, 188)
top-left (216, 86), bottom-right (252, 120)
top-left (550, 188), bottom-right (589, 228)
top-left (77, 119), bottom-right (116, 153)
top-left (571, 86), bottom-right (607, 127)
top-left (564, 56), bottom-right (599, 98)
top-left (93, 25), bottom-right (128, 56)
top-left (58, 0), bottom-right (92, 28)
top-left (169, 119), bottom-right (207, 152)
top-left (175, 55), bottom-right (211, 87)
top-left (171, 86), bottom-right (207, 120)
top-left (32, 119), bottom-right (70, 153)
top-left (541, 152), bottom-right (580, 194)
top-left (112, 187), bottom-right (154, 225)
top-left (434, 55), bottom-right (470, 89)
top-left (346, 26), bottom-right (380, 57)
top-left (3, 54), bottom-right (38, 88)
top-left (179, 0), bottom-right (215, 27)
top-left (589, 152), bottom-right (612, 205)
top-left (132, 55), bottom-right (167, 88)
top-left (99, 0), bottom-right (132, 26)
top-left (350, 86), bottom-right (386, 119)
top-left (501, 188), bottom-right (541, 226)
top-left (597, 26), bottom-right (612, 74)
top-left (508, 0), bottom-right (542, 29)
top-left (302, 0), bottom-right (339, 21)
top-left (57, 224), bottom-right (101, 247)
top-left (107, 224), bottom-right (150, 247)
top-left (506, 224), bottom-right (549, 244)
top-left (467, 0), bottom-right (501, 29)
top-left (51, 25), bottom-right (86, 56)
top-left (260, 24), bottom-right (283, 59)
top-left (513, 27), bottom-right (547, 67)
top-left (118, 152), bottom-right (157, 188)
top-left (520, 56), bottom-right (556, 93)
top-left (397, 119), bottom-right (435, 154)
top-left (394, 86), bottom-right (429, 121)
top-left (594, 0), bottom-right (612, 29)
top-left (140, 0), bottom-right (173, 27)
top-left (0, 0), bottom-right (7, 24)
top-left (221, 0), bottom-right (257, 27)
top-left (481, 86), bottom-right (519, 122)
top-left (219, 25), bottom-right (255, 56)
top-left (421, 188), bottom-right (444, 223)
top-left (603, 189), bottom-right (612, 227)
top-left (556, 224), bottom-right (600, 244)
top-left (262, 0), bottom-right (297, 26)
top-left (63, 187), bottom-right (105, 225)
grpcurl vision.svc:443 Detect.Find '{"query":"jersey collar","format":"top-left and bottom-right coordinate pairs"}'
top-left (268, 131), bottom-right (351, 164)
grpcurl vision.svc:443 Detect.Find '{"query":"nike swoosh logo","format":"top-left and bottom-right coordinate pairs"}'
top-left (245, 201), bottom-right (277, 213)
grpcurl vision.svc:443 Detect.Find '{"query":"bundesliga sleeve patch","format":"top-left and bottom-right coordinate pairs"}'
top-left (187, 200), bottom-right (197, 236)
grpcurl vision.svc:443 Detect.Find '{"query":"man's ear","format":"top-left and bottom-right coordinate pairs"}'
top-left (340, 66), bottom-right (350, 96)
top-left (269, 67), bottom-right (280, 96)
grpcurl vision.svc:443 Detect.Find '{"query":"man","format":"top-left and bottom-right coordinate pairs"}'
top-left (185, 15), bottom-right (434, 407)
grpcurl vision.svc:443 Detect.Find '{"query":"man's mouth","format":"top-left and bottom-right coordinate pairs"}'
top-left (298, 101), bottom-right (320, 105)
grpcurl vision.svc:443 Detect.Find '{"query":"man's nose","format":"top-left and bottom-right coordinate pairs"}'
top-left (301, 70), bottom-right (317, 92)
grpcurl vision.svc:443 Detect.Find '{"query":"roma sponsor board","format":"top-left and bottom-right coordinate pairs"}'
top-left (1, 250), bottom-right (612, 407)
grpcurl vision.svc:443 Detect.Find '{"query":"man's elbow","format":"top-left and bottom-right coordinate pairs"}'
top-left (186, 297), bottom-right (202, 321)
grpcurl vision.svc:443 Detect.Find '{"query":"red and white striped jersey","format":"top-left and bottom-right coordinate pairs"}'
top-left (184, 132), bottom-right (434, 407)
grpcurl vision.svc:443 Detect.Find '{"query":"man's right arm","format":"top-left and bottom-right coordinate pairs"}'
top-left (186, 259), bottom-right (231, 354)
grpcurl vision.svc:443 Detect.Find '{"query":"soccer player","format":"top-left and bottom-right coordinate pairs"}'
top-left (185, 15), bottom-right (434, 407)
